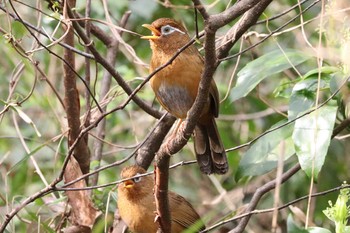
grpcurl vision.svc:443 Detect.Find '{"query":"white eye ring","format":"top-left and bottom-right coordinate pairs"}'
top-left (161, 25), bottom-right (185, 36)
top-left (133, 173), bottom-right (142, 183)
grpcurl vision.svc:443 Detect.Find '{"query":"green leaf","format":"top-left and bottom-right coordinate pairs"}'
top-left (237, 120), bottom-right (295, 179)
top-left (303, 66), bottom-right (340, 80)
top-left (289, 66), bottom-right (341, 120)
top-left (288, 78), bottom-right (328, 121)
top-left (287, 215), bottom-right (331, 233)
top-left (11, 21), bottom-right (27, 39)
top-left (287, 215), bottom-right (309, 233)
top-left (230, 49), bottom-right (311, 102)
top-left (292, 102), bottom-right (338, 180)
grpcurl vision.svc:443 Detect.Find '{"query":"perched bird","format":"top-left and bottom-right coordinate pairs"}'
top-left (141, 18), bottom-right (228, 174)
top-left (117, 165), bottom-right (205, 232)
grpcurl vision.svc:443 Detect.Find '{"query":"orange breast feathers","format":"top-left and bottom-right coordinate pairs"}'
top-left (150, 51), bottom-right (203, 119)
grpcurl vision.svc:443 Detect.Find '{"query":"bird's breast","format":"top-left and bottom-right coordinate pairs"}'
top-left (150, 51), bottom-right (203, 119)
top-left (155, 83), bottom-right (194, 118)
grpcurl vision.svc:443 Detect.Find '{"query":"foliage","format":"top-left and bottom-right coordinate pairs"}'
top-left (0, 0), bottom-right (349, 232)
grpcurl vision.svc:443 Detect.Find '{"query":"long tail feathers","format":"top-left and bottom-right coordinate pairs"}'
top-left (194, 124), bottom-right (213, 174)
top-left (194, 120), bottom-right (228, 175)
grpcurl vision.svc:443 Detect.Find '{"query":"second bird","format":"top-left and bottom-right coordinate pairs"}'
top-left (117, 165), bottom-right (205, 232)
top-left (142, 18), bottom-right (228, 174)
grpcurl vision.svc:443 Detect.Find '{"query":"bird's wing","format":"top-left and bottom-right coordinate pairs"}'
top-left (197, 48), bottom-right (220, 118)
top-left (209, 79), bottom-right (220, 117)
top-left (169, 192), bottom-right (205, 231)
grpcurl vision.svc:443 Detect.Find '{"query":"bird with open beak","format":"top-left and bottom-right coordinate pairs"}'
top-left (141, 18), bottom-right (228, 175)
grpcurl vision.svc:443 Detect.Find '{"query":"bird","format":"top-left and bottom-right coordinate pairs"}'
top-left (117, 165), bottom-right (205, 232)
top-left (141, 18), bottom-right (228, 174)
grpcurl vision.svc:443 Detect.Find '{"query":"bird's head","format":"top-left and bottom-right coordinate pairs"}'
top-left (141, 18), bottom-right (191, 53)
top-left (118, 165), bottom-right (153, 199)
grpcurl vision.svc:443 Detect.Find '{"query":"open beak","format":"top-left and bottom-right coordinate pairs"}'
top-left (123, 180), bottom-right (134, 189)
top-left (141, 24), bottom-right (160, 40)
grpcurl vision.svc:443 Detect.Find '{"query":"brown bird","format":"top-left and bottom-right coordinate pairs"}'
top-left (117, 165), bottom-right (205, 232)
top-left (141, 18), bottom-right (228, 174)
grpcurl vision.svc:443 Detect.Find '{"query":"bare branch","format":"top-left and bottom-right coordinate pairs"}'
top-left (193, 0), bottom-right (209, 19)
top-left (135, 114), bottom-right (176, 169)
top-left (210, 0), bottom-right (263, 30)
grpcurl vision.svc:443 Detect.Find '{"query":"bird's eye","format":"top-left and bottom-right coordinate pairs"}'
top-left (161, 25), bottom-right (185, 36)
top-left (161, 25), bottom-right (180, 35)
top-left (132, 173), bottom-right (142, 183)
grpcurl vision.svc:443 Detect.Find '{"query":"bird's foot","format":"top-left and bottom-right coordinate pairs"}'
top-left (163, 134), bottom-right (175, 155)
top-left (176, 119), bottom-right (190, 141)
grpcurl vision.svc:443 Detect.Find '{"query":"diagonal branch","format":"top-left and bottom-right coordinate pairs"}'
top-left (209, 0), bottom-right (263, 29)
top-left (219, 0), bottom-right (321, 62)
top-left (136, 114), bottom-right (176, 169)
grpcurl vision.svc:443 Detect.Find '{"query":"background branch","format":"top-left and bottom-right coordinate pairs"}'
top-left (90, 10), bottom-right (131, 187)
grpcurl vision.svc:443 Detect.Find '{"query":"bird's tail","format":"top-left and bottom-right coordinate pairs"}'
top-left (193, 119), bottom-right (228, 174)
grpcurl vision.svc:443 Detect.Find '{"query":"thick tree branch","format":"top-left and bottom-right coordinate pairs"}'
top-left (153, 1), bottom-right (274, 231)
top-left (332, 117), bottom-right (350, 138)
top-left (210, 0), bottom-right (263, 29)
top-left (63, 0), bottom-right (90, 176)
top-left (192, 0), bottom-right (209, 19)
top-left (61, 0), bottom-right (99, 231)
top-left (136, 115), bottom-right (176, 169)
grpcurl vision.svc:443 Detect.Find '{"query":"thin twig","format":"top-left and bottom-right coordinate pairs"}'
top-left (6, 1), bottom-right (102, 112)
top-left (219, 0), bottom-right (321, 61)
top-left (255, 0), bottom-right (311, 25)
